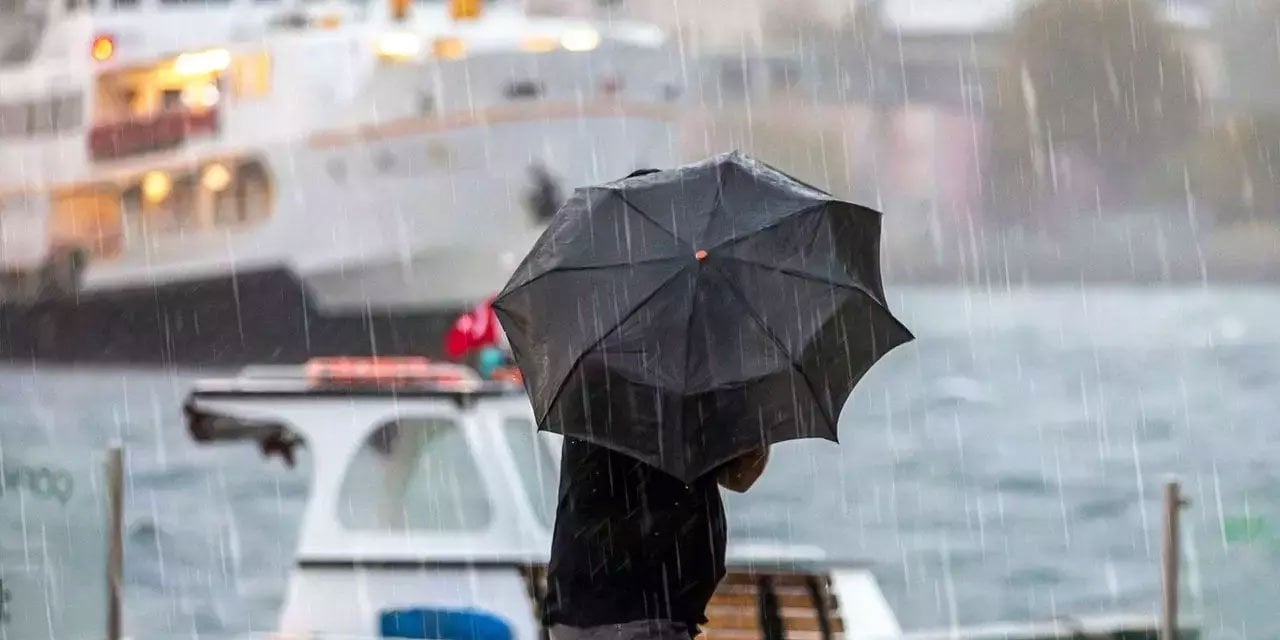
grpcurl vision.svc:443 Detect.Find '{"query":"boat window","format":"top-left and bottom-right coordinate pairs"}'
top-left (233, 160), bottom-right (273, 223)
top-left (0, 102), bottom-right (29, 137)
top-left (500, 418), bottom-right (559, 528)
top-left (28, 97), bottom-right (55, 135)
top-left (0, 94), bottom-right (82, 138)
top-left (53, 94), bottom-right (83, 130)
top-left (51, 187), bottom-right (125, 260)
top-left (337, 418), bottom-right (492, 533)
top-left (107, 158), bottom-right (273, 250)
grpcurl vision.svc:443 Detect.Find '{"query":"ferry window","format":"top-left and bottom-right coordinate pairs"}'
top-left (234, 161), bottom-right (273, 223)
top-left (210, 167), bottom-right (239, 224)
top-left (53, 95), bottom-right (83, 130)
top-left (337, 418), bottom-right (492, 532)
top-left (230, 52), bottom-right (272, 99)
top-left (166, 175), bottom-right (199, 231)
top-left (51, 187), bottom-right (124, 259)
top-left (113, 160), bottom-right (273, 245)
top-left (501, 418), bottom-right (559, 528)
top-left (0, 102), bottom-right (29, 137)
top-left (120, 185), bottom-right (143, 244)
top-left (28, 99), bottom-right (55, 136)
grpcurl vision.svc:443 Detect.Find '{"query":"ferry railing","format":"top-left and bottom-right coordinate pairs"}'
top-left (87, 107), bottom-right (220, 161)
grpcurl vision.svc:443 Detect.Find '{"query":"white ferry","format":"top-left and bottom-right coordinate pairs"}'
top-left (183, 357), bottom-right (1202, 640)
top-left (0, 0), bottom-right (681, 364)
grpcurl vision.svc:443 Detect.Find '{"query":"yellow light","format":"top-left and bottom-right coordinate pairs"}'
top-left (560, 27), bottom-right (601, 53)
top-left (181, 83), bottom-right (221, 109)
top-left (375, 31), bottom-right (423, 61)
top-left (142, 171), bottom-right (172, 204)
top-left (316, 14), bottom-right (342, 29)
top-left (449, 0), bottom-right (483, 21)
top-left (201, 164), bottom-right (232, 193)
top-left (91, 35), bottom-right (115, 62)
top-left (433, 37), bottom-right (467, 60)
top-left (173, 49), bottom-right (231, 77)
top-left (521, 36), bottom-right (559, 53)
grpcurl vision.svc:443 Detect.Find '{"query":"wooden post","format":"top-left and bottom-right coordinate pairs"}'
top-left (1161, 480), bottom-right (1182, 640)
top-left (107, 447), bottom-right (124, 640)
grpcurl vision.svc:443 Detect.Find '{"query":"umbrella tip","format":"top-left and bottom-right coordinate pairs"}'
top-left (695, 249), bottom-right (708, 261)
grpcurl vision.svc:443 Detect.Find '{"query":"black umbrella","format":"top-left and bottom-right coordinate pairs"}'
top-left (493, 152), bottom-right (913, 482)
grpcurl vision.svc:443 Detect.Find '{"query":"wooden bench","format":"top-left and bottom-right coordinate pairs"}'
top-left (521, 567), bottom-right (844, 640)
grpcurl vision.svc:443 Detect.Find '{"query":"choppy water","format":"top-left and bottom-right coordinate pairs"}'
top-left (1, 286), bottom-right (1278, 639)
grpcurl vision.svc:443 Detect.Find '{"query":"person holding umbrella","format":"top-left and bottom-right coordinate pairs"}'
top-left (443, 295), bottom-right (517, 379)
top-left (493, 155), bottom-right (913, 640)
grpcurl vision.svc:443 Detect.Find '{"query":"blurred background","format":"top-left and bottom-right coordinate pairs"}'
top-left (1, 0), bottom-right (1277, 638)
top-left (536, 0), bottom-right (1279, 285)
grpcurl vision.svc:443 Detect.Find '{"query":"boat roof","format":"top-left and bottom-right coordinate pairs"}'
top-left (189, 377), bottom-right (523, 400)
top-left (188, 358), bottom-right (525, 401)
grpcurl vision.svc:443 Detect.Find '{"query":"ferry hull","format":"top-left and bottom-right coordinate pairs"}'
top-left (0, 267), bottom-right (462, 366)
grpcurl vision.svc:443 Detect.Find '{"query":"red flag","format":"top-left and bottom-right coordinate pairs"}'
top-left (443, 296), bottom-right (500, 359)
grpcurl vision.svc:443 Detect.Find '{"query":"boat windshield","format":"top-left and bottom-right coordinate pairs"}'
top-left (337, 417), bottom-right (493, 532)
top-left (335, 414), bottom-right (560, 534)
top-left (499, 417), bottom-right (559, 528)
top-left (0, 0), bottom-right (48, 67)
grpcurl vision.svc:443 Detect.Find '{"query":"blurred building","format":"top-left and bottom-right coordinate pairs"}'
top-left (525, 0), bottom-right (852, 53)
top-left (531, 0), bottom-right (1229, 240)
top-left (1214, 0), bottom-right (1280, 113)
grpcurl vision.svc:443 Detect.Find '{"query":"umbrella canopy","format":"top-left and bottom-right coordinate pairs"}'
top-left (493, 152), bottom-right (913, 482)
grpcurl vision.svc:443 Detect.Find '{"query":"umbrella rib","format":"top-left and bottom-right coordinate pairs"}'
top-left (717, 256), bottom-right (915, 354)
top-left (497, 255), bottom-right (684, 299)
top-left (677, 251), bottom-right (702, 461)
top-left (704, 264), bottom-right (839, 434)
top-left (611, 189), bottom-right (689, 246)
top-left (715, 254), bottom-right (891, 310)
top-left (704, 202), bottom-right (830, 252)
top-left (532, 266), bottom-right (691, 427)
top-left (692, 166), bottom-right (726, 242)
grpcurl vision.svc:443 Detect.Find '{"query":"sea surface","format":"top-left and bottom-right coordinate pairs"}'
top-left (1, 286), bottom-right (1278, 639)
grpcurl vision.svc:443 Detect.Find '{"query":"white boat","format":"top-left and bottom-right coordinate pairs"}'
top-left (182, 357), bottom-right (1203, 640)
top-left (0, 0), bottom-right (681, 364)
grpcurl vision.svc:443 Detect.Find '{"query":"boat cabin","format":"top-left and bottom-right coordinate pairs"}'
top-left (184, 358), bottom-right (1191, 640)
top-left (185, 358), bottom-right (895, 640)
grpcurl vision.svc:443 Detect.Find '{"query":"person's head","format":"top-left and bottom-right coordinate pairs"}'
top-left (476, 345), bottom-right (509, 379)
